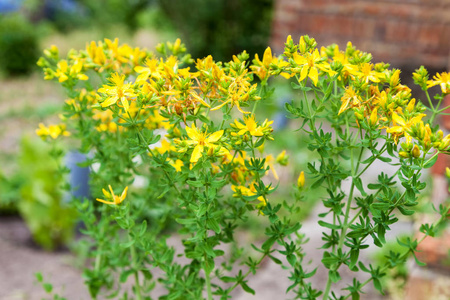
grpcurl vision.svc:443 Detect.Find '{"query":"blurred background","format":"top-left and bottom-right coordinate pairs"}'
top-left (0, 0), bottom-right (449, 299)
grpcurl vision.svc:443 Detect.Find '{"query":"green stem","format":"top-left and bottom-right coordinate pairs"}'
top-left (125, 203), bottom-right (142, 300)
top-left (205, 264), bottom-right (213, 300)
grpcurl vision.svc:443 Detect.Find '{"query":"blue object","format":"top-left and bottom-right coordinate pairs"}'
top-left (65, 151), bottom-right (90, 201)
top-left (0, 0), bottom-right (23, 13)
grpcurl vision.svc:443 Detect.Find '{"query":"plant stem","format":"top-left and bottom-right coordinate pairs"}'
top-left (205, 265), bottom-right (213, 300)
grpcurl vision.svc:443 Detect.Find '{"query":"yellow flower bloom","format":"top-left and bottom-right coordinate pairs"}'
top-left (156, 139), bottom-right (176, 154)
top-left (54, 59), bottom-right (88, 83)
top-left (96, 185), bottom-right (128, 205)
top-left (98, 72), bottom-right (136, 112)
top-left (185, 124), bottom-right (227, 163)
top-left (231, 184), bottom-right (268, 207)
top-left (293, 49), bottom-right (333, 86)
top-left (36, 123), bottom-right (70, 139)
top-left (86, 40), bottom-right (107, 67)
top-left (427, 72), bottom-right (450, 94)
top-left (170, 159), bottom-right (184, 172)
top-left (356, 63), bottom-right (384, 83)
top-left (134, 58), bottom-right (161, 84)
top-left (232, 115), bottom-right (273, 137)
top-left (386, 112), bottom-right (426, 144)
top-left (338, 86), bottom-right (361, 115)
top-left (265, 154), bottom-right (279, 180)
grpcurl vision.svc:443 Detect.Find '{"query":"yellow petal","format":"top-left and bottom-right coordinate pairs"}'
top-left (206, 130), bottom-right (224, 143)
top-left (96, 198), bottom-right (115, 205)
top-left (299, 66), bottom-right (309, 82)
top-left (262, 47), bottom-right (272, 67)
top-left (101, 96), bottom-right (119, 108)
top-left (191, 92), bottom-right (210, 108)
top-left (120, 96), bottom-right (130, 112)
top-left (308, 67), bottom-right (319, 86)
top-left (185, 124), bottom-right (197, 140)
top-left (191, 145), bottom-right (204, 163)
top-left (392, 113), bottom-right (405, 126)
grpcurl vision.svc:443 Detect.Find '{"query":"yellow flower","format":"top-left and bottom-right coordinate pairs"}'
top-left (338, 86), bottom-right (361, 115)
top-left (232, 115), bottom-right (273, 137)
top-left (427, 72), bottom-right (450, 94)
top-left (134, 58), bottom-right (161, 84)
top-left (356, 63), bottom-right (384, 83)
top-left (185, 124), bottom-right (227, 163)
top-left (36, 123), bottom-right (70, 139)
top-left (251, 47), bottom-right (291, 80)
top-left (86, 40), bottom-right (107, 67)
top-left (98, 72), bottom-right (136, 112)
top-left (265, 154), bottom-right (279, 180)
top-left (231, 184), bottom-right (268, 207)
top-left (297, 171), bottom-right (305, 188)
top-left (386, 112), bottom-right (426, 144)
top-left (170, 159), bottom-right (184, 172)
top-left (293, 49), bottom-right (333, 86)
top-left (54, 59), bottom-right (88, 83)
top-left (211, 73), bottom-right (258, 114)
top-left (156, 139), bottom-right (176, 154)
top-left (96, 185), bottom-right (128, 205)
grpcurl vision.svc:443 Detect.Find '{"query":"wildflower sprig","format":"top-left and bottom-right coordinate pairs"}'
top-left (38, 35), bottom-right (449, 300)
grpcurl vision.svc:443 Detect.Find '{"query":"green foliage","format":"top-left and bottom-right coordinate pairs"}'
top-left (158, 0), bottom-right (274, 61)
top-left (36, 36), bottom-right (450, 299)
top-left (17, 136), bottom-right (77, 251)
top-left (0, 13), bottom-right (39, 76)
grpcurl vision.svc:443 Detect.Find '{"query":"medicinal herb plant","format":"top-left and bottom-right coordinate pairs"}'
top-left (37, 35), bottom-right (450, 299)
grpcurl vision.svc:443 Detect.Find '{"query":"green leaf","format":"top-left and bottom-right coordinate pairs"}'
top-left (175, 218), bottom-right (196, 225)
top-left (43, 283), bottom-right (53, 293)
top-left (35, 272), bottom-right (43, 282)
top-left (139, 220), bottom-right (147, 237)
top-left (120, 239), bottom-right (135, 249)
top-left (240, 281), bottom-right (255, 295)
top-left (373, 278), bottom-right (384, 294)
top-left (261, 236), bottom-right (277, 251)
top-left (353, 177), bottom-right (366, 196)
top-left (318, 220), bottom-right (341, 230)
top-left (398, 205), bottom-right (415, 216)
top-left (349, 249), bottom-right (359, 269)
top-left (424, 155), bottom-right (438, 168)
top-left (221, 276), bottom-right (236, 283)
top-left (287, 254), bottom-right (296, 266)
top-left (329, 270), bottom-right (341, 283)
top-left (120, 269), bottom-right (135, 283)
top-left (186, 180), bottom-right (204, 187)
top-left (378, 156), bottom-right (392, 163)
top-left (207, 218), bottom-right (221, 234)
top-left (269, 254), bottom-right (282, 265)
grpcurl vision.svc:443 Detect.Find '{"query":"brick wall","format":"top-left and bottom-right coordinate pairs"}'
top-left (271, 0), bottom-right (450, 69)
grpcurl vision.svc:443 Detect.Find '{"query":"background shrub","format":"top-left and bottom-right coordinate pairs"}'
top-left (0, 14), bottom-right (39, 76)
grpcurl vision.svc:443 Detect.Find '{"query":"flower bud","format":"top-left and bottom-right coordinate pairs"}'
top-left (369, 108), bottom-right (378, 126)
top-left (390, 69), bottom-right (400, 87)
top-left (276, 150), bottom-right (289, 166)
top-left (412, 66), bottom-right (429, 91)
top-left (412, 144), bottom-right (420, 158)
top-left (297, 171), bottom-right (305, 189)
top-left (399, 151), bottom-right (410, 158)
